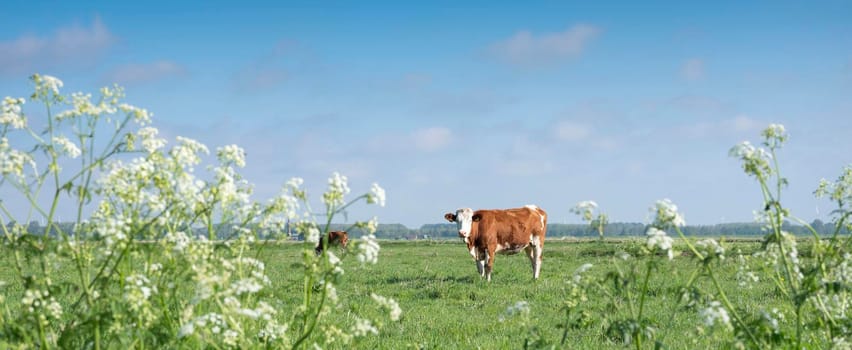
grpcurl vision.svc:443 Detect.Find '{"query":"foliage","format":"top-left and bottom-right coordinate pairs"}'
top-left (0, 75), bottom-right (396, 349)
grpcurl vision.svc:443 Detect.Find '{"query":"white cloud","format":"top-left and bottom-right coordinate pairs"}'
top-left (412, 127), bottom-right (453, 152)
top-left (728, 114), bottom-right (763, 132)
top-left (490, 24), bottom-right (601, 66)
top-left (553, 121), bottom-right (591, 141)
top-left (103, 61), bottom-right (188, 85)
top-left (0, 17), bottom-right (115, 75)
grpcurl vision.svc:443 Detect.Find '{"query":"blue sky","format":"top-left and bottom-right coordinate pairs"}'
top-left (2, 1), bottom-right (851, 228)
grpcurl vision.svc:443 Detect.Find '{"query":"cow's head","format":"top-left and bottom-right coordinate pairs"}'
top-left (329, 231), bottom-right (349, 248)
top-left (444, 208), bottom-right (479, 239)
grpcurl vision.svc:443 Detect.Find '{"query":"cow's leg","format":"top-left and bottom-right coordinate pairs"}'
top-left (485, 248), bottom-right (495, 281)
top-left (527, 235), bottom-right (543, 279)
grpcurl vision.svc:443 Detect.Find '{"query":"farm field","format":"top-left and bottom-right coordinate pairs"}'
top-left (1, 238), bottom-right (787, 349)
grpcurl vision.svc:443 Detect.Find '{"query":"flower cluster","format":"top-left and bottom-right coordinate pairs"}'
top-left (124, 274), bottom-right (158, 327)
top-left (368, 183), bottom-right (386, 207)
top-left (371, 293), bottom-right (402, 321)
top-left (217, 144), bottom-right (246, 168)
top-left (649, 199), bottom-right (686, 229)
top-left (646, 227), bottom-right (674, 260)
top-left (698, 301), bottom-right (731, 328)
top-left (357, 233), bottom-right (381, 265)
top-left (570, 200), bottom-right (598, 221)
top-left (1, 74), bottom-right (391, 349)
top-left (52, 136), bottom-right (81, 159)
top-left (323, 172), bottom-right (350, 207)
top-left (21, 288), bottom-right (63, 327)
top-left (499, 301), bottom-right (531, 322)
top-left (0, 137), bottom-right (36, 179)
top-left (695, 239), bottom-right (725, 262)
top-left (31, 74), bottom-right (64, 100)
top-left (1, 97), bottom-right (26, 129)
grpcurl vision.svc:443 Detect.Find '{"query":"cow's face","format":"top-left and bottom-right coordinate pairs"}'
top-left (332, 232), bottom-right (349, 248)
top-left (445, 208), bottom-right (475, 239)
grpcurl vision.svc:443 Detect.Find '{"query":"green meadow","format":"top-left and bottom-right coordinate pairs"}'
top-left (2, 238), bottom-right (783, 349)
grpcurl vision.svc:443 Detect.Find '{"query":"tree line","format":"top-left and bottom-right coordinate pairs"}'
top-left (9, 219), bottom-right (845, 241)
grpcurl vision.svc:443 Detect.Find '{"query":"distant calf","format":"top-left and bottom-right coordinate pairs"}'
top-left (444, 205), bottom-right (547, 281)
top-left (315, 231), bottom-right (349, 255)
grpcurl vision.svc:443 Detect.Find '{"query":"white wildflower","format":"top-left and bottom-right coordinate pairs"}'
top-left (137, 127), bottom-right (166, 153)
top-left (32, 74), bottom-right (63, 98)
top-left (571, 200), bottom-right (598, 221)
top-left (305, 226), bottom-right (320, 244)
top-left (499, 301), bottom-right (531, 322)
top-left (323, 172), bottom-right (350, 207)
top-left (368, 182), bottom-right (386, 207)
top-left (371, 293), bottom-right (402, 321)
top-left (119, 103), bottom-right (152, 125)
top-left (1, 137), bottom-right (37, 178)
top-left (171, 136), bottom-right (209, 168)
top-left (729, 141), bottom-right (773, 177)
top-left (351, 317), bottom-right (378, 337)
top-left (217, 144), bottom-right (246, 168)
top-left (1, 97), bottom-right (26, 129)
top-left (52, 136), bottom-right (81, 158)
top-left (231, 278), bottom-right (263, 295)
top-left (761, 123), bottom-right (788, 147)
top-left (357, 234), bottom-right (381, 264)
top-left (695, 239), bottom-right (725, 261)
top-left (650, 199), bottom-right (685, 228)
top-left (698, 301), bottom-right (731, 328)
top-left (646, 227), bottom-right (674, 260)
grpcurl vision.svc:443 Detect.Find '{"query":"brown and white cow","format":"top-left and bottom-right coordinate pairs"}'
top-left (315, 231), bottom-right (349, 255)
top-left (443, 205), bottom-right (547, 281)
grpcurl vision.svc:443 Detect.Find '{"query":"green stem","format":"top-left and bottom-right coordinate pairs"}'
top-left (560, 308), bottom-right (571, 345)
top-left (707, 267), bottom-right (758, 345)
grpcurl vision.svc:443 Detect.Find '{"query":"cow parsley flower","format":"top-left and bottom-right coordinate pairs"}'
top-left (650, 199), bottom-right (686, 229)
top-left (305, 226), bottom-right (321, 244)
top-left (695, 239), bottom-right (725, 261)
top-left (322, 172), bottom-right (350, 207)
top-left (52, 136), bottom-right (81, 158)
top-left (371, 293), bottom-right (402, 321)
top-left (119, 103), bottom-right (152, 125)
top-left (646, 227), bottom-right (674, 260)
top-left (21, 289), bottom-right (63, 326)
top-left (730, 141), bottom-right (773, 178)
top-left (351, 317), bottom-right (378, 337)
top-left (499, 301), bottom-right (531, 322)
top-left (367, 183), bottom-right (386, 207)
top-left (137, 127), bottom-right (167, 153)
top-left (217, 144), bottom-right (246, 168)
top-left (357, 234), bottom-right (381, 264)
top-left (1, 137), bottom-right (37, 179)
top-left (1, 97), bottom-right (26, 129)
top-left (171, 136), bottom-right (209, 168)
top-left (698, 301), bottom-right (731, 328)
top-left (571, 200), bottom-right (598, 221)
top-left (761, 123), bottom-right (787, 148)
top-left (31, 74), bottom-right (64, 99)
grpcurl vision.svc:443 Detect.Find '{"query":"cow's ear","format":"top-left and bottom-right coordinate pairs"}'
top-left (472, 214), bottom-right (482, 222)
top-left (444, 213), bottom-right (456, 222)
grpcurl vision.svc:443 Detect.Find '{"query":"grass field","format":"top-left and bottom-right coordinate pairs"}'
top-left (0, 238), bottom-right (796, 349)
top-left (261, 238), bottom-right (775, 349)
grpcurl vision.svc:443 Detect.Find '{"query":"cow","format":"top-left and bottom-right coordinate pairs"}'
top-left (315, 231), bottom-right (349, 255)
top-left (443, 205), bottom-right (547, 281)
